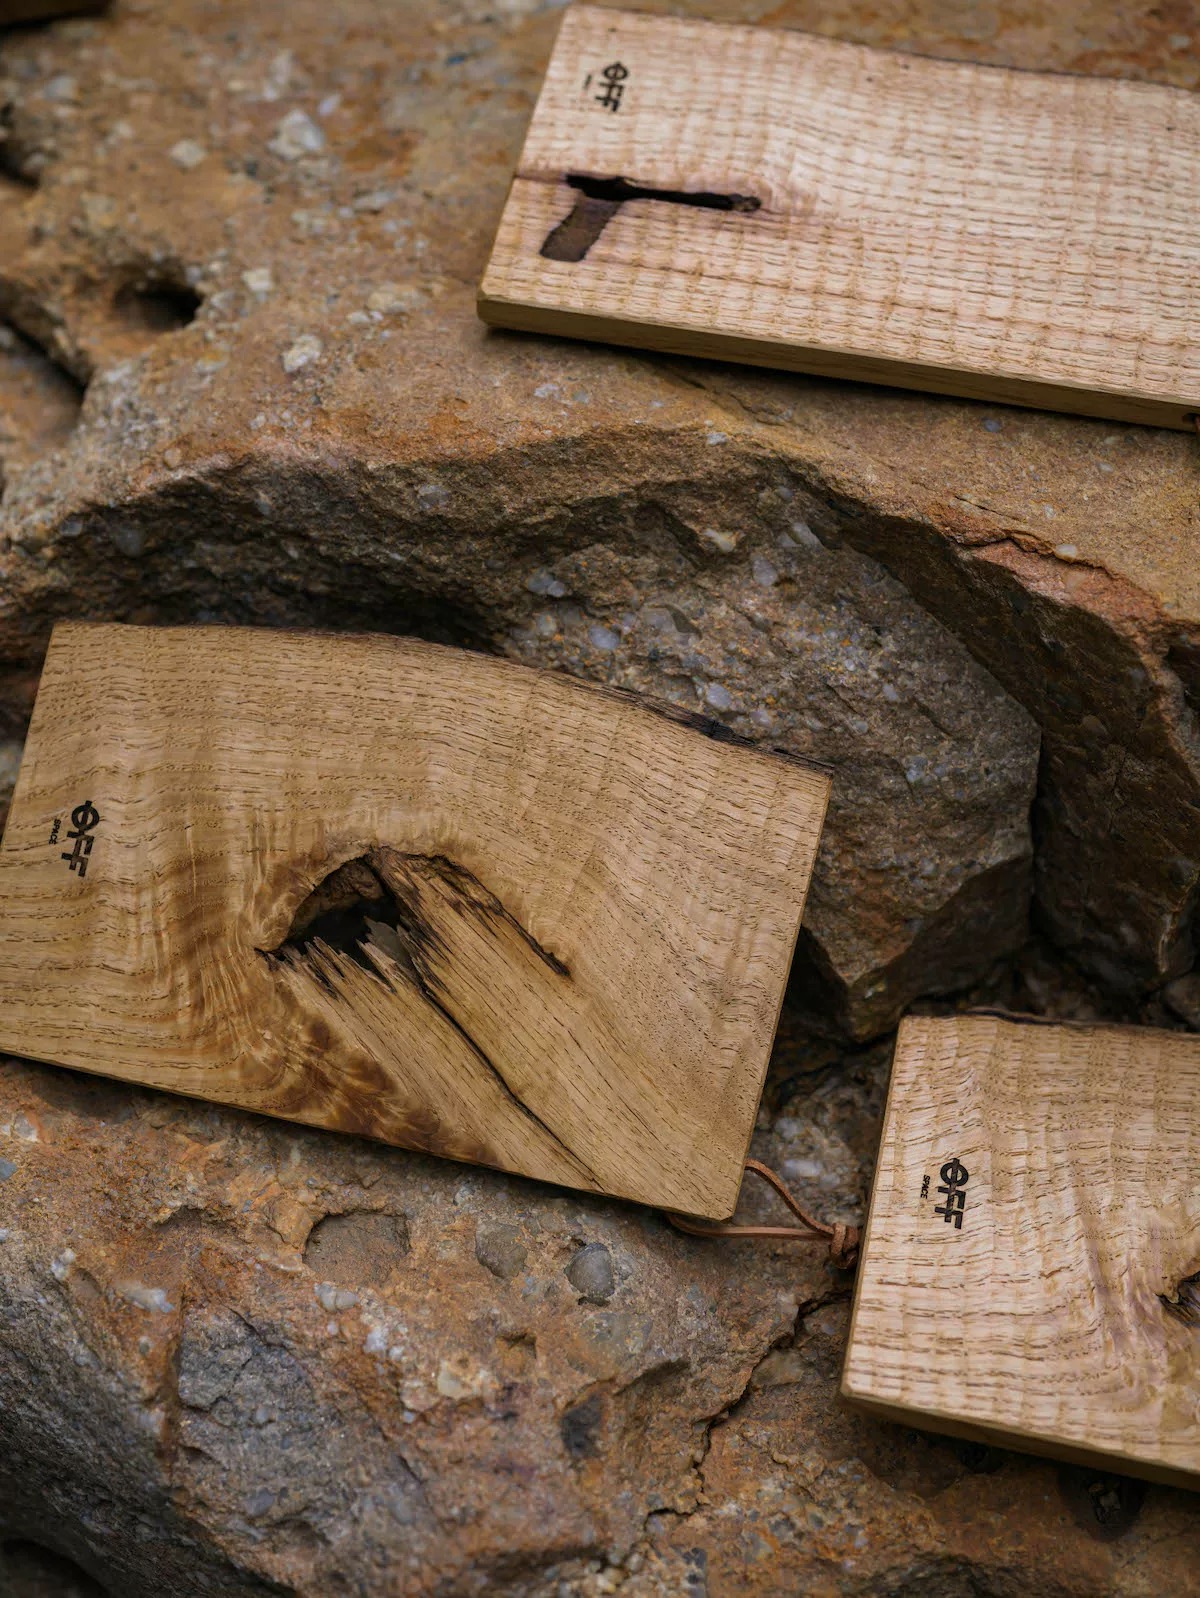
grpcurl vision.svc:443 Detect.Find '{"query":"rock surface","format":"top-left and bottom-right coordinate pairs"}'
top-left (3, 1027), bottom-right (1199, 1598)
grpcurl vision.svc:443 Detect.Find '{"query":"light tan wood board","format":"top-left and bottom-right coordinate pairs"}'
top-left (843, 1013), bottom-right (1200, 1488)
top-left (0, 623), bottom-right (830, 1218)
top-left (479, 5), bottom-right (1200, 429)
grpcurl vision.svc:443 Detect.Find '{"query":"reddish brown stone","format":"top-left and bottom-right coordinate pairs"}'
top-left (1, 1), bottom-right (1200, 1591)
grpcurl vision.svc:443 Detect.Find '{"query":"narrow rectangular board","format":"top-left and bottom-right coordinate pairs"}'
top-left (479, 6), bottom-right (1200, 429)
top-left (0, 623), bottom-right (831, 1219)
top-left (844, 1014), bottom-right (1200, 1488)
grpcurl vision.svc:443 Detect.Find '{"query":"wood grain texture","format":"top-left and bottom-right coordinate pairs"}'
top-left (843, 1013), bottom-right (1200, 1487)
top-left (479, 6), bottom-right (1200, 428)
top-left (0, 623), bottom-right (830, 1218)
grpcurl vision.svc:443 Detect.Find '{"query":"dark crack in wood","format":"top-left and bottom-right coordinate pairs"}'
top-left (260, 849), bottom-right (595, 1183)
top-left (541, 172), bottom-right (761, 262)
top-left (1160, 1268), bottom-right (1200, 1325)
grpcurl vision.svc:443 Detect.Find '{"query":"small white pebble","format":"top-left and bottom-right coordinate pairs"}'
top-left (364, 1325), bottom-right (388, 1355)
top-left (751, 553), bottom-right (779, 588)
top-left (269, 109), bottom-right (325, 160)
top-left (354, 188), bottom-right (395, 214)
top-left (788, 520), bottom-right (821, 549)
top-left (50, 1249), bottom-right (75, 1282)
top-left (588, 624), bottom-right (620, 652)
top-left (533, 381), bottom-right (560, 399)
top-left (706, 429), bottom-right (728, 445)
top-left (169, 139), bottom-right (207, 171)
top-left (242, 267), bottom-right (274, 297)
top-left (699, 526), bottom-right (737, 555)
top-left (318, 92), bottom-right (342, 117)
top-left (1055, 543), bottom-right (1079, 560)
top-left (282, 334), bottom-right (322, 373)
top-left (705, 682), bottom-right (733, 711)
top-left (526, 568), bottom-right (567, 598)
top-left (365, 283), bottom-right (411, 314)
top-left (137, 1406), bottom-right (167, 1439)
top-left (115, 1281), bottom-right (173, 1313)
top-left (110, 523), bottom-right (146, 558)
top-left (43, 74), bottom-right (77, 103)
top-left (315, 1281), bottom-right (359, 1311)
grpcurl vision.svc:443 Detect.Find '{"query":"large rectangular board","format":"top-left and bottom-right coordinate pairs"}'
top-left (0, 623), bottom-right (831, 1218)
top-left (480, 6), bottom-right (1200, 428)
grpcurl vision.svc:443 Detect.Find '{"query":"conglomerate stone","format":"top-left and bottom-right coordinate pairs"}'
top-left (2, 1), bottom-right (1200, 1593)
top-left (2, 1033), bottom-right (1198, 1598)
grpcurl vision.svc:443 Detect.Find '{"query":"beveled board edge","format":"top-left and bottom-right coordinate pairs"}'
top-left (477, 295), bottom-right (1200, 432)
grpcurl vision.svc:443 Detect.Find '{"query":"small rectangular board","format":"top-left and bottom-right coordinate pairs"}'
top-left (844, 1013), bottom-right (1200, 1489)
top-left (480, 6), bottom-right (1200, 429)
top-left (0, 623), bottom-right (831, 1219)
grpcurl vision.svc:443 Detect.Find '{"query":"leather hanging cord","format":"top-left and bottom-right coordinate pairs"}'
top-left (666, 1158), bottom-right (860, 1269)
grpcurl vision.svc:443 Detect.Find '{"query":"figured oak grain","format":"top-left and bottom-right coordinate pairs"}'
top-left (479, 6), bottom-right (1200, 428)
top-left (843, 1014), bottom-right (1200, 1488)
top-left (0, 623), bottom-right (830, 1218)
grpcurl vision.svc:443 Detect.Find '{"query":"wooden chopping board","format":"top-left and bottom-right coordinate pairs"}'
top-left (480, 5), bottom-right (1200, 428)
top-left (844, 1012), bottom-right (1200, 1489)
top-left (0, 623), bottom-right (831, 1219)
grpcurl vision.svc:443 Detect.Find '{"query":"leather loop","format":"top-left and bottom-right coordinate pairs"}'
top-left (666, 1158), bottom-right (860, 1268)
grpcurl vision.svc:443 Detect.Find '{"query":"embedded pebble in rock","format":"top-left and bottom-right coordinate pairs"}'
top-left (241, 268), bottom-right (274, 298)
top-left (280, 334), bottom-right (322, 373)
top-left (168, 139), bottom-right (206, 171)
top-left (565, 1241), bottom-right (616, 1305)
top-left (474, 1219), bottom-right (528, 1282)
top-left (1162, 975), bottom-right (1200, 1031)
top-left (268, 108), bottom-right (325, 160)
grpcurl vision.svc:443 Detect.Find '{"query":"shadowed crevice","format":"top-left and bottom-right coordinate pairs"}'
top-left (113, 274), bottom-right (201, 335)
top-left (0, 1538), bottom-right (111, 1597)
